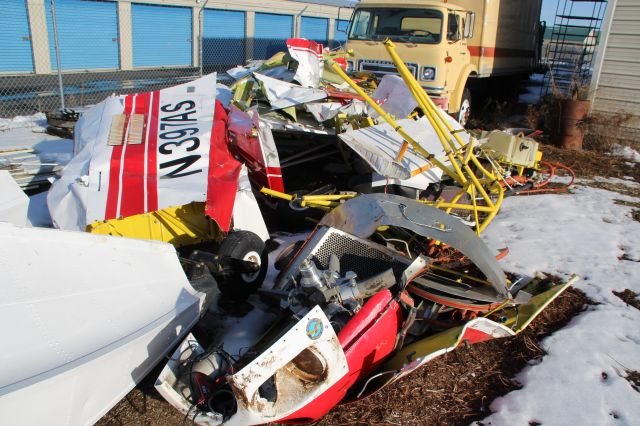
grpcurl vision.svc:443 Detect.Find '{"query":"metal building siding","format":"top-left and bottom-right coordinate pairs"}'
top-left (254, 13), bottom-right (293, 59)
top-left (203, 9), bottom-right (246, 68)
top-left (45, 0), bottom-right (119, 71)
top-left (1, 0), bottom-right (34, 73)
top-left (132, 4), bottom-right (192, 68)
top-left (331, 19), bottom-right (349, 48)
top-left (300, 16), bottom-right (329, 45)
top-left (592, 0), bottom-right (640, 141)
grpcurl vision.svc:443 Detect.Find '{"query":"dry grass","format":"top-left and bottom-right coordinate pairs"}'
top-left (525, 96), bottom-right (558, 133)
top-left (582, 112), bottom-right (635, 153)
top-left (524, 96), bottom-right (635, 153)
top-left (539, 144), bottom-right (640, 183)
top-left (625, 370), bottom-right (640, 393)
top-left (96, 363), bottom-right (185, 426)
top-left (612, 289), bottom-right (640, 311)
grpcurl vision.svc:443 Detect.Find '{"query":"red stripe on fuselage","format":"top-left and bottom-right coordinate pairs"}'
top-left (105, 95), bottom-right (133, 220)
top-left (146, 91), bottom-right (160, 212)
top-left (119, 92), bottom-right (150, 218)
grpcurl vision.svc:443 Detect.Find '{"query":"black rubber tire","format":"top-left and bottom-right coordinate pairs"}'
top-left (217, 231), bottom-right (268, 299)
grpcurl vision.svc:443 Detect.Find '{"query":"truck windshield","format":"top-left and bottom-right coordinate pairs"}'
top-left (348, 8), bottom-right (443, 44)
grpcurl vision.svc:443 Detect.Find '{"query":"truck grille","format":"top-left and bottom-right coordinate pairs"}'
top-left (358, 60), bottom-right (419, 79)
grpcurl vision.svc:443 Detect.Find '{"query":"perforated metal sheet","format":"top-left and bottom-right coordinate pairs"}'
top-left (276, 227), bottom-right (410, 289)
top-left (310, 232), bottom-right (408, 280)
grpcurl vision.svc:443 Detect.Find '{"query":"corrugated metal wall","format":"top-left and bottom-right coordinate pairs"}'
top-left (45, 0), bottom-right (119, 71)
top-left (592, 0), bottom-right (640, 143)
top-left (254, 13), bottom-right (293, 59)
top-left (300, 16), bottom-right (329, 45)
top-left (132, 3), bottom-right (192, 68)
top-left (1, 0), bottom-right (34, 73)
top-left (203, 9), bottom-right (246, 68)
top-left (331, 19), bottom-right (349, 48)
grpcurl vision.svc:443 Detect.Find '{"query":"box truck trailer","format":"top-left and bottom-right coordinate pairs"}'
top-left (345, 0), bottom-right (544, 125)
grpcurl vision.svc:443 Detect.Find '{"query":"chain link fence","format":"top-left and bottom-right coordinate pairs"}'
top-left (0, 0), bottom-right (307, 118)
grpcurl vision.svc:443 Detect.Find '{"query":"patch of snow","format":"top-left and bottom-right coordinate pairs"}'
top-left (518, 74), bottom-right (544, 105)
top-left (592, 176), bottom-right (640, 188)
top-left (612, 144), bottom-right (640, 163)
top-left (0, 115), bottom-right (73, 166)
top-left (27, 192), bottom-right (52, 228)
top-left (0, 112), bottom-right (47, 132)
top-left (530, 73), bottom-right (544, 83)
top-left (518, 89), bottom-right (540, 105)
top-left (479, 179), bottom-right (640, 425)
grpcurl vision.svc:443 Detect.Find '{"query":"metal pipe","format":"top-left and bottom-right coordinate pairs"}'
top-left (294, 6), bottom-right (309, 37)
top-left (50, 0), bottom-right (65, 110)
top-left (280, 149), bottom-right (337, 169)
top-left (327, 61), bottom-right (462, 184)
top-left (279, 143), bottom-right (330, 165)
top-left (198, 0), bottom-right (210, 77)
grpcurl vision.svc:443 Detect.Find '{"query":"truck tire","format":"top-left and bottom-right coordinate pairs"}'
top-left (456, 88), bottom-right (471, 127)
top-left (217, 231), bottom-right (267, 299)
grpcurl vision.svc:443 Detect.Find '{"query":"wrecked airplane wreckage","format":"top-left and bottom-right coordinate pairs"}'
top-left (1, 36), bottom-right (578, 424)
top-left (157, 195), bottom-right (578, 425)
top-left (150, 39), bottom-right (577, 424)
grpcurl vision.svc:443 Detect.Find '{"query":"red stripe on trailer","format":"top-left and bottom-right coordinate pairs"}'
top-left (119, 92), bottom-right (150, 218)
top-left (146, 91), bottom-right (160, 212)
top-left (105, 95), bottom-right (133, 220)
top-left (467, 46), bottom-right (535, 58)
top-left (204, 101), bottom-right (242, 232)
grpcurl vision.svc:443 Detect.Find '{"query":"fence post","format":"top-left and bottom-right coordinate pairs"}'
top-left (245, 12), bottom-right (255, 62)
top-left (198, 0), bottom-right (209, 77)
top-left (49, 0), bottom-right (65, 110)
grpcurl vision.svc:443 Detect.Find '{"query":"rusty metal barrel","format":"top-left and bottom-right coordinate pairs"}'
top-left (555, 99), bottom-right (590, 150)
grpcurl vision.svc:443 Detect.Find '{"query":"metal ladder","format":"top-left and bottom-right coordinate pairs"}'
top-left (542, 0), bottom-right (608, 98)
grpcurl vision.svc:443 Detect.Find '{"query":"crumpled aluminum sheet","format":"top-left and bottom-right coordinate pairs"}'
top-left (319, 193), bottom-right (509, 297)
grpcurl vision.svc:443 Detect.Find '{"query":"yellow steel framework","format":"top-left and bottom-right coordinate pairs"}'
top-left (324, 39), bottom-right (504, 234)
top-left (264, 40), bottom-right (504, 234)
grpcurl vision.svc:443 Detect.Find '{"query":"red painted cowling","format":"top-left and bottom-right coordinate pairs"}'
top-left (280, 289), bottom-right (403, 423)
top-left (204, 101), bottom-right (242, 230)
top-left (227, 105), bottom-right (284, 192)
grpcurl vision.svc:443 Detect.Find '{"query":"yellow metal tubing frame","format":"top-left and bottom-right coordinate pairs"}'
top-left (327, 61), bottom-right (462, 185)
top-left (260, 187), bottom-right (354, 211)
top-left (381, 39), bottom-right (505, 233)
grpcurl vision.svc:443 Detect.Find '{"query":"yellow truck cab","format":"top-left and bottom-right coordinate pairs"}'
top-left (345, 0), bottom-right (543, 125)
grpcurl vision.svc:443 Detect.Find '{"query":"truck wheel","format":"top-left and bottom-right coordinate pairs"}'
top-left (217, 231), bottom-right (267, 299)
top-left (457, 88), bottom-right (471, 127)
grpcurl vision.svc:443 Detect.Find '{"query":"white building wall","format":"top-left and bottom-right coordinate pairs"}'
top-left (590, 0), bottom-right (640, 143)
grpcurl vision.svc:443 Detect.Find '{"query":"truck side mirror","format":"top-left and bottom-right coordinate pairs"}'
top-left (447, 13), bottom-right (461, 42)
top-left (464, 12), bottom-right (475, 39)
